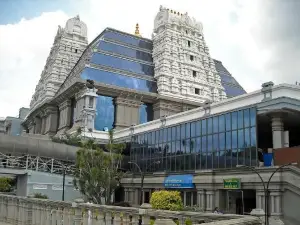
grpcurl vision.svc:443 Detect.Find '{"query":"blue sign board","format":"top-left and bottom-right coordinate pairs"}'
top-left (164, 175), bottom-right (194, 189)
top-left (264, 153), bottom-right (273, 167)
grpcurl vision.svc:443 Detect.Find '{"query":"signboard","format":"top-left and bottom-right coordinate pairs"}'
top-left (223, 178), bottom-right (241, 189)
top-left (52, 185), bottom-right (63, 191)
top-left (33, 184), bottom-right (47, 190)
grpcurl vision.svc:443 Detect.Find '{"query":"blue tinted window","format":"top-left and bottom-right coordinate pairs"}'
top-left (186, 123), bottom-right (191, 138)
top-left (219, 115), bottom-right (225, 132)
top-left (207, 118), bottom-right (213, 134)
top-left (231, 112), bottom-right (237, 130)
top-left (219, 132), bottom-right (225, 150)
top-left (238, 110), bottom-right (243, 129)
top-left (139, 104), bottom-right (153, 124)
top-left (213, 117), bottom-right (218, 133)
top-left (225, 113), bottom-right (231, 131)
top-left (103, 31), bottom-right (153, 50)
top-left (243, 108), bottom-right (250, 127)
top-left (81, 67), bottom-right (157, 93)
top-left (238, 129), bottom-right (244, 148)
top-left (201, 119), bottom-right (207, 135)
top-left (98, 41), bottom-right (153, 62)
top-left (223, 83), bottom-right (246, 97)
top-left (91, 53), bottom-right (154, 76)
top-left (250, 108), bottom-right (256, 126)
top-left (191, 122), bottom-right (196, 137)
top-left (94, 95), bottom-right (114, 131)
top-left (226, 131), bottom-right (231, 150)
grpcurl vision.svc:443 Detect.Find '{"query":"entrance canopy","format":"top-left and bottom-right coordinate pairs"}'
top-left (164, 174), bottom-right (194, 189)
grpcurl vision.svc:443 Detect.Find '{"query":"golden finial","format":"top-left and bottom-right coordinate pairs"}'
top-left (135, 23), bottom-right (141, 37)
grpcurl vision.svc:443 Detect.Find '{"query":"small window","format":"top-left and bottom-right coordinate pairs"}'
top-left (75, 49), bottom-right (78, 53)
top-left (188, 40), bottom-right (191, 47)
top-left (195, 88), bottom-right (200, 95)
top-left (193, 70), bottom-right (197, 78)
top-left (190, 55), bottom-right (194, 61)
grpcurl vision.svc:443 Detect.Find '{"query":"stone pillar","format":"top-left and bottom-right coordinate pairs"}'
top-left (114, 96), bottom-right (141, 130)
top-left (271, 114), bottom-right (284, 149)
top-left (205, 190), bottom-right (215, 212)
top-left (33, 117), bottom-right (42, 134)
top-left (40, 116), bottom-right (47, 135)
top-left (124, 188), bottom-right (129, 202)
top-left (57, 99), bottom-right (72, 134)
top-left (269, 190), bottom-right (282, 216)
top-left (44, 106), bottom-right (59, 136)
top-left (256, 189), bottom-right (266, 211)
top-left (153, 99), bottom-right (182, 120)
top-left (197, 189), bottom-right (206, 210)
top-left (80, 87), bottom-right (98, 131)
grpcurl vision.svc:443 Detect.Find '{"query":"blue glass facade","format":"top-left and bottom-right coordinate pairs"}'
top-left (94, 95), bottom-right (115, 131)
top-left (102, 30), bottom-right (153, 50)
top-left (81, 67), bottom-right (157, 93)
top-left (214, 60), bottom-right (246, 98)
top-left (139, 104), bottom-right (154, 124)
top-left (90, 53), bottom-right (154, 76)
top-left (130, 107), bottom-right (257, 173)
top-left (98, 41), bottom-right (153, 63)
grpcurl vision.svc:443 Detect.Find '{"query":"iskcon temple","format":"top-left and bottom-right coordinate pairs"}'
top-left (19, 6), bottom-right (300, 223)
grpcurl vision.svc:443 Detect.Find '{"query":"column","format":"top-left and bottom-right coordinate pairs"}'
top-left (57, 99), bottom-right (72, 133)
top-left (80, 87), bottom-right (98, 131)
top-left (33, 117), bottom-right (42, 134)
top-left (114, 96), bottom-right (141, 130)
top-left (269, 190), bottom-right (282, 216)
top-left (256, 189), bottom-right (266, 211)
top-left (124, 188), bottom-right (129, 202)
top-left (205, 190), bottom-right (215, 212)
top-left (197, 190), bottom-right (206, 210)
top-left (153, 99), bottom-right (182, 120)
top-left (271, 113), bottom-right (284, 149)
top-left (40, 115), bottom-right (47, 135)
top-left (44, 106), bottom-right (59, 136)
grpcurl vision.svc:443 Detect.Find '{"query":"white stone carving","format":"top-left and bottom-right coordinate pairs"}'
top-left (29, 15), bottom-right (88, 111)
top-left (153, 6), bottom-right (226, 103)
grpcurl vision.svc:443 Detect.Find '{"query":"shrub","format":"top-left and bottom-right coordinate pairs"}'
top-left (150, 190), bottom-right (183, 211)
top-left (0, 177), bottom-right (13, 192)
top-left (33, 193), bottom-right (48, 199)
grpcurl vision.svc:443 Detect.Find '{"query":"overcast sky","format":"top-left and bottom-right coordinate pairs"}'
top-left (0, 0), bottom-right (299, 118)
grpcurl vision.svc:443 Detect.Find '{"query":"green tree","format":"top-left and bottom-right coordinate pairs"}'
top-left (150, 190), bottom-right (183, 211)
top-left (0, 177), bottom-right (12, 192)
top-left (73, 130), bottom-right (125, 205)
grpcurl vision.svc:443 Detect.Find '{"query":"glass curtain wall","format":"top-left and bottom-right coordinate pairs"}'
top-left (130, 107), bottom-right (257, 173)
top-left (94, 95), bottom-right (115, 131)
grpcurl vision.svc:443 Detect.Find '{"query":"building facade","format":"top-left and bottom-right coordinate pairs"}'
top-left (23, 7), bottom-right (245, 137)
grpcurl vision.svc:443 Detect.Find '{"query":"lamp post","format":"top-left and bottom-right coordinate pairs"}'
top-left (129, 161), bottom-right (160, 205)
top-left (237, 162), bottom-right (297, 225)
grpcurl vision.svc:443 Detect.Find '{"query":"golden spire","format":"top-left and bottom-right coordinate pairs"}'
top-left (135, 23), bottom-right (141, 37)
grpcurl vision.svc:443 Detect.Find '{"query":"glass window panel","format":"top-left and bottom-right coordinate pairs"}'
top-left (238, 129), bottom-right (244, 148)
top-left (176, 125), bottom-right (181, 140)
top-left (196, 153), bottom-right (201, 170)
top-left (238, 110), bottom-right (244, 129)
top-left (163, 128), bottom-right (168, 143)
top-left (103, 31), bottom-right (153, 50)
top-left (196, 120), bottom-right (201, 136)
top-left (213, 117), bottom-right (218, 133)
top-left (201, 119), bottom-right (207, 135)
top-left (171, 157), bottom-right (176, 171)
top-left (81, 67), bottom-right (157, 93)
top-left (171, 142), bottom-right (176, 154)
top-left (94, 95), bottom-right (115, 131)
top-left (190, 138), bottom-right (196, 153)
top-left (167, 127), bottom-right (172, 142)
top-left (213, 134), bottom-right (219, 151)
top-left (139, 104), bottom-right (153, 124)
top-left (207, 152), bottom-right (212, 169)
top-left (207, 118), bottom-right (213, 134)
top-left (171, 127), bottom-right (176, 141)
top-left (181, 124), bottom-right (186, 139)
top-left (226, 131), bottom-right (231, 150)
top-left (202, 136), bottom-right (207, 153)
top-left (151, 131), bottom-right (155, 144)
top-left (207, 135), bottom-right (213, 152)
top-left (175, 141), bottom-right (181, 155)
top-left (232, 149), bottom-right (238, 167)
top-left (98, 41), bottom-right (153, 62)
top-left (196, 137), bottom-right (201, 153)
top-left (226, 149), bottom-right (232, 168)
top-left (191, 122), bottom-right (196, 137)
top-left (185, 123), bottom-right (190, 139)
top-left (181, 139), bottom-right (186, 154)
top-left (219, 151), bottom-right (226, 169)
top-left (219, 115), bottom-right (225, 132)
top-left (231, 112), bottom-right (238, 130)
top-left (244, 128), bottom-right (250, 147)
top-left (243, 108), bottom-right (250, 127)
top-left (223, 83), bottom-right (246, 97)
top-left (147, 133), bottom-right (152, 145)
top-left (176, 156), bottom-right (184, 171)
top-left (225, 113), bottom-right (231, 131)
top-left (232, 131), bottom-right (237, 149)
top-left (250, 108), bottom-right (256, 126)
top-left (251, 147), bottom-right (257, 167)
top-left (250, 127), bottom-right (256, 147)
top-left (155, 131), bottom-right (159, 144)
top-left (219, 132), bottom-right (225, 150)
top-left (238, 148), bottom-right (245, 166)
top-left (91, 53), bottom-right (154, 76)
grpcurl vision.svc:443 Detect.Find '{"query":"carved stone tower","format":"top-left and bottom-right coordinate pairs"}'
top-left (152, 6), bottom-right (226, 103)
top-left (30, 15), bottom-right (88, 110)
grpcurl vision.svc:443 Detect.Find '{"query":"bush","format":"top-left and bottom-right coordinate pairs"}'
top-left (150, 190), bottom-right (183, 211)
top-left (33, 193), bottom-right (48, 199)
top-left (0, 177), bottom-right (13, 192)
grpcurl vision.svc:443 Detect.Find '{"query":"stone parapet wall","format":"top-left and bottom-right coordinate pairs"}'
top-left (0, 194), bottom-right (260, 225)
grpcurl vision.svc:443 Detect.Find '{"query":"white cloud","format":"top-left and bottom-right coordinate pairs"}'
top-left (0, 0), bottom-right (280, 117)
top-left (0, 11), bottom-right (70, 117)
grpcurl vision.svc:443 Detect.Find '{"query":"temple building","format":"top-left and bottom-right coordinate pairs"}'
top-left (23, 7), bottom-right (245, 135)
